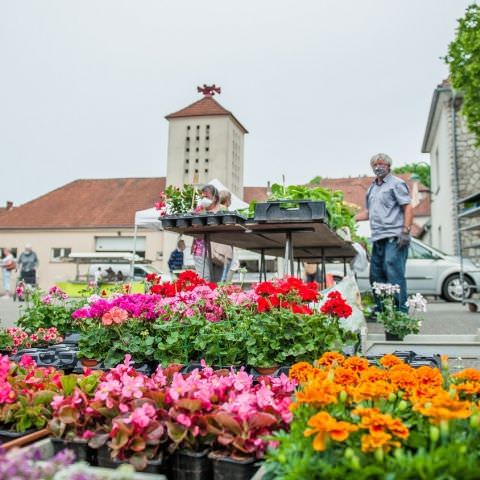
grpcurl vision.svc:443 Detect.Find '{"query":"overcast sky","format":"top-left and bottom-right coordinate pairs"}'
top-left (0, 0), bottom-right (471, 205)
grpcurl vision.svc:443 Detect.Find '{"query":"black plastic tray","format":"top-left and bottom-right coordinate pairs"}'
top-left (254, 200), bottom-right (326, 223)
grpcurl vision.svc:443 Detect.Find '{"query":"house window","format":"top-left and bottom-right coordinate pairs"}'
top-left (51, 247), bottom-right (72, 262)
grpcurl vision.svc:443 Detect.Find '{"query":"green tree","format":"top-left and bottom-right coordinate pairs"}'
top-left (392, 163), bottom-right (431, 189)
top-left (445, 4), bottom-right (480, 146)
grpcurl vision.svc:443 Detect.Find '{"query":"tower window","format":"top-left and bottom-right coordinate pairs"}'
top-left (186, 159), bottom-right (189, 164)
top-left (205, 168), bottom-right (209, 173)
top-left (186, 148), bottom-right (190, 152)
top-left (195, 159), bottom-right (199, 163)
top-left (186, 137), bottom-right (190, 141)
top-left (185, 169), bottom-right (189, 174)
top-left (195, 169), bottom-right (199, 173)
top-left (196, 125), bottom-right (200, 130)
top-left (205, 158), bottom-right (209, 163)
top-left (206, 125), bottom-right (210, 129)
top-left (205, 147), bottom-right (209, 152)
top-left (196, 136), bottom-right (199, 141)
top-left (206, 136), bottom-right (209, 140)
top-left (196, 147), bottom-right (199, 152)
top-left (187, 126), bottom-right (191, 130)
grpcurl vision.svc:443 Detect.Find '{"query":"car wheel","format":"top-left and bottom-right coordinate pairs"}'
top-left (441, 274), bottom-right (474, 302)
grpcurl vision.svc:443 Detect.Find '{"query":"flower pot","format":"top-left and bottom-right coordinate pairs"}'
top-left (80, 358), bottom-right (99, 367)
top-left (0, 427), bottom-right (38, 443)
top-left (96, 445), bottom-right (123, 469)
top-left (191, 215), bottom-right (207, 226)
top-left (51, 437), bottom-right (94, 464)
top-left (222, 213), bottom-right (246, 225)
top-left (253, 366), bottom-right (279, 376)
top-left (385, 332), bottom-right (403, 341)
top-left (172, 449), bottom-right (212, 480)
top-left (206, 213), bottom-right (222, 226)
top-left (96, 445), bottom-right (169, 473)
top-left (209, 453), bottom-right (259, 480)
top-left (161, 217), bottom-right (177, 229)
top-left (176, 217), bottom-right (192, 228)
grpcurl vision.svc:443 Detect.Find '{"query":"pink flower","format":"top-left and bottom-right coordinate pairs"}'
top-left (126, 403), bottom-right (156, 429)
top-left (175, 413), bottom-right (192, 428)
top-left (82, 430), bottom-right (95, 440)
top-left (101, 306), bottom-right (129, 326)
top-left (51, 394), bottom-right (65, 410)
top-left (19, 354), bottom-right (36, 369)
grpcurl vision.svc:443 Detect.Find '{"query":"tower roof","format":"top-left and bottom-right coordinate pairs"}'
top-left (165, 95), bottom-right (248, 133)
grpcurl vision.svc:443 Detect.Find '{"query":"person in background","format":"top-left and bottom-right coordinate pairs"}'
top-left (117, 270), bottom-right (125, 282)
top-left (362, 153), bottom-right (412, 312)
top-left (94, 267), bottom-right (103, 285)
top-left (303, 262), bottom-right (318, 283)
top-left (105, 267), bottom-right (116, 281)
top-left (17, 243), bottom-right (38, 286)
top-left (191, 184), bottom-right (222, 281)
top-left (168, 239), bottom-right (186, 273)
top-left (218, 190), bottom-right (234, 282)
top-left (1, 248), bottom-right (16, 298)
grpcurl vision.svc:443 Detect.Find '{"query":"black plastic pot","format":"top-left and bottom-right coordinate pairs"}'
top-left (385, 332), bottom-right (403, 341)
top-left (172, 449), bottom-right (212, 480)
top-left (221, 213), bottom-right (246, 225)
top-left (176, 217), bottom-right (192, 228)
top-left (161, 217), bottom-right (177, 229)
top-left (206, 213), bottom-right (222, 226)
top-left (191, 215), bottom-right (207, 226)
top-left (51, 437), bottom-right (94, 464)
top-left (0, 427), bottom-right (38, 443)
top-left (209, 453), bottom-right (259, 480)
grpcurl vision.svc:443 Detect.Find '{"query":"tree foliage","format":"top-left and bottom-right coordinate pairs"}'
top-left (445, 4), bottom-right (480, 146)
top-left (392, 163), bottom-right (431, 189)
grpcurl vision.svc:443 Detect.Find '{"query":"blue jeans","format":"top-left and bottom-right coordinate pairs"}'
top-left (370, 237), bottom-right (408, 312)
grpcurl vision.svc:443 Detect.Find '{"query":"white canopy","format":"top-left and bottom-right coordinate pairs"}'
top-left (134, 207), bottom-right (163, 230)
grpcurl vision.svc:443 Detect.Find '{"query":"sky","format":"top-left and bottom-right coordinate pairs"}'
top-left (0, 0), bottom-right (472, 205)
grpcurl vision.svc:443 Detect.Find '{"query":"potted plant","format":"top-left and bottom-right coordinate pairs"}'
top-left (155, 185), bottom-right (200, 228)
top-left (373, 283), bottom-right (425, 340)
top-left (0, 354), bottom-right (63, 439)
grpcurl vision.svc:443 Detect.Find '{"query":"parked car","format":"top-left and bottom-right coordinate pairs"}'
top-left (327, 238), bottom-right (480, 302)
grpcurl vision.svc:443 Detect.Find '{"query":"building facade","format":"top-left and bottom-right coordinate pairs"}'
top-left (422, 81), bottom-right (480, 257)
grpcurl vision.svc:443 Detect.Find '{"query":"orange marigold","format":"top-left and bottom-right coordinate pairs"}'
top-left (414, 390), bottom-right (472, 424)
top-left (360, 366), bottom-right (389, 383)
top-left (343, 356), bottom-right (369, 372)
top-left (333, 367), bottom-right (359, 387)
top-left (361, 431), bottom-right (400, 453)
top-left (289, 361), bottom-right (317, 383)
top-left (304, 411), bottom-right (358, 451)
top-left (316, 351), bottom-right (345, 368)
top-left (352, 380), bottom-right (394, 403)
top-left (453, 382), bottom-right (480, 396)
top-left (294, 378), bottom-right (342, 407)
top-left (415, 366), bottom-right (443, 389)
top-left (453, 368), bottom-right (480, 383)
top-left (388, 368), bottom-right (418, 395)
top-left (353, 407), bottom-right (409, 440)
top-left (380, 354), bottom-right (406, 369)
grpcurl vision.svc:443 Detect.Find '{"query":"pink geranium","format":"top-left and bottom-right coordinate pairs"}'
top-left (101, 306), bottom-right (129, 326)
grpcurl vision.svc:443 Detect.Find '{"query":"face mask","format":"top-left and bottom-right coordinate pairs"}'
top-left (198, 197), bottom-right (213, 208)
top-left (373, 166), bottom-right (389, 178)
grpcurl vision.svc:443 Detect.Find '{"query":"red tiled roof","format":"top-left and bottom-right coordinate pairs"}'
top-left (0, 178), bottom-right (166, 229)
top-left (243, 186), bottom-right (268, 204)
top-left (165, 96), bottom-right (248, 133)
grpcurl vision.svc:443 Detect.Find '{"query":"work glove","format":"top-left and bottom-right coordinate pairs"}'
top-left (396, 231), bottom-right (411, 248)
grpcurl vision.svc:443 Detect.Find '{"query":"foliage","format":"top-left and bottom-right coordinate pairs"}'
top-left (1, 326), bottom-right (62, 354)
top-left (268, 183), bottom-right (358, 235)
top-left (154, 184), bottom-right (200, 216)
top-left (392, 163), bottom-right (431, 189)
top-left (0, 354), bottom-right (63, 432)
top-left (373, 283), bottom-right (425, 339)
top-left (264, 353), bottom-right (480, 479)
top-left (17, 286), bottom-right (83, 336)
top-left (445, 4), bottom-right (480, 146)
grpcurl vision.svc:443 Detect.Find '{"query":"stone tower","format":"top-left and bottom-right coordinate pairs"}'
top-left (165, 85), bottom-right (248, 198)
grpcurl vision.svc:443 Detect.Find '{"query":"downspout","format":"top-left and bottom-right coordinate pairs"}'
top-left (451, 88), bottom-right (465, 302)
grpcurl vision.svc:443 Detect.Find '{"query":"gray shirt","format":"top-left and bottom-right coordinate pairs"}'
top-left (366, 174), bottom-right (411, 242)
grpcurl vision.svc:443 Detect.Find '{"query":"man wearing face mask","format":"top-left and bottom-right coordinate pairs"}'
top-left (191, 184), bottom-right (222, 281)
top-left (365, 153), bottom-right (413, 312)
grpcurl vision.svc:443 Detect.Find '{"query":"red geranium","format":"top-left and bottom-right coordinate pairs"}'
top-left (320, 291), bottom-right (352, 318)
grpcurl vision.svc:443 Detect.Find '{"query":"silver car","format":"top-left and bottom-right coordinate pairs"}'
top-left (329, 238), bottom-right (480, 302)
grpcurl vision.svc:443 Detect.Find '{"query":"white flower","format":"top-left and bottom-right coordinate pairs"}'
top-left (406, 293), bottom-right (427, 315)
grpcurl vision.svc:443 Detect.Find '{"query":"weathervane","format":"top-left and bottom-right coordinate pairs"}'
top-left (197, 84), bottom-right (221, 97)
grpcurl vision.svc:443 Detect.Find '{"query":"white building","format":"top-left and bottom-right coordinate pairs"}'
top-left (422, 80), bottom-right (480, 257)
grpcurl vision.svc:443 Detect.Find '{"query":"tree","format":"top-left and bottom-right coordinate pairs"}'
top-left (392, 163), bottom-right (430, 189)
top-left (445, 4), bottom-right (480, 146)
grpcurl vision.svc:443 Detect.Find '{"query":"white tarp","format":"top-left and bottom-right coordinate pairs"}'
top-left (134, 207), bottom-right (163, 230)
top-left (133, 178), bottom-right (249, 229)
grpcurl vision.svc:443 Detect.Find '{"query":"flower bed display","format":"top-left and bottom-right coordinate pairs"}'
top-left (70, 272), bottom-right (357, 368)
top-left (264, 352), bottom-right (480, 479)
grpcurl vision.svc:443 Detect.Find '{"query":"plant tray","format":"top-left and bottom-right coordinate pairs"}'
top-left (253, 200), bottom-right (326, 223)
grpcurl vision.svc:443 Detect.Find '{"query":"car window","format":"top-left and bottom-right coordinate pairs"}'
top-left (409, 241), bottom-right (435, 260)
